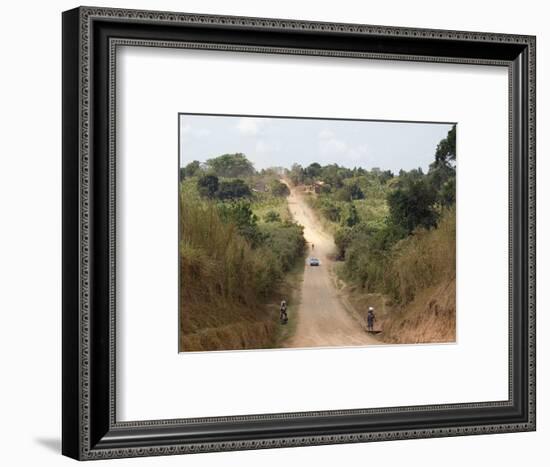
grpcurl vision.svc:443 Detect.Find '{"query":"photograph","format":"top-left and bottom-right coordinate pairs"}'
top-left (52, 3), bottom-right (537, 462)
top-left (179, 114), bottom-right (456, 352)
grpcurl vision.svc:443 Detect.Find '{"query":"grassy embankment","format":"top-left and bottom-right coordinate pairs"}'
top-left (179, 176), bottom-right (305, 351)
top-left (341, 208), bottom-right (455, 344)
top-left (304, 173), bottom-right (455, 344)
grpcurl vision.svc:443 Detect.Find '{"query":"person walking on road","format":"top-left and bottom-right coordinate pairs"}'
top-left (280, 299), bottom-right (288, 324)
top-left (367, 307), bottom-right (376, 332)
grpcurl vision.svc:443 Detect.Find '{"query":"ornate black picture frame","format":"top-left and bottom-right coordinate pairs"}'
top-left (62, 6), bottom-right (536, 460)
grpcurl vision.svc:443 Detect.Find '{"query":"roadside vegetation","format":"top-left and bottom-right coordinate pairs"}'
top-left (180, 125), bottom-right (457, 348)
top-left (288, 125), bottom-right (457, 343)
top-left (179, 154), bottom-right (305, 351)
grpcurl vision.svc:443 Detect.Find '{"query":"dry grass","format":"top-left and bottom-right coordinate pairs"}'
top-left (380, 207), bottom-right (456, 343)
top-left (179, 190), bottom-right (305, 352)
top-left (340, 207), bottom-right (456, 344)
top-left (385, 206), bottom-right (456, 304)
top-left (180, 315), bottom-right (278, 352)
top-left (379, 278), bottom-right (455, 344)
top-left (179, 195), bottom-right (277, 351)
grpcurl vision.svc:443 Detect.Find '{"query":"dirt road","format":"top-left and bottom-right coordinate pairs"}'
top-left (283, 185), bottom-right (379, 348)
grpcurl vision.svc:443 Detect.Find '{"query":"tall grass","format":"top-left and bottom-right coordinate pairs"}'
top-left (341, 207), bottom-right (455, 303)
top-left (180, 194), bottom-right (277, 320)
top-left (179, 189), bottom-right (305, 351)
top-left (340, 207), bottom-right (456, 344)
top-left (386, 207), bottom-right (455, 303)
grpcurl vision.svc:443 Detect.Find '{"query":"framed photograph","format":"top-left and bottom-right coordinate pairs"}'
top-left (62, 6), bottom-right (536, 460)
top-left (177, 113), bottom-right (458, 352)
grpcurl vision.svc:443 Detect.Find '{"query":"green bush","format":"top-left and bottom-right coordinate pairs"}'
top-left (216, 179), bottom-right (252, 200)
top-left (335, 183), bottom-right (364, 202)
top-left (180, 160), bottom-right (201, 179)
top-left (340, 203), bottom-right (360, 227)
top-left (264, 210), bottom-right (281, 223)
top-left (338, 208), bottom-right (455, 304)
top-left (260, 221), bottom-right (306, 272)
top-left (321, 202), bottom-right (341, 222)
top-left (216, 200), bottom-right (262, 247)
top-left (269, 180), bottom-right (290, 197)
top-left (206, 153), bottom-right (255, 178)
top-left (197, 174), bottom-right (219, 198)
top-left (387, 176), bottom-right (438, 233)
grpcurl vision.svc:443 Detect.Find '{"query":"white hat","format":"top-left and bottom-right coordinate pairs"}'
top-left (368, 306), bottom-right (374, 311)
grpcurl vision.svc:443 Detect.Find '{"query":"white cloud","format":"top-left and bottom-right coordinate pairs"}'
top-left (319, 137), bottom-right (368, 164)
top-left (179, 122), bottom-right (210, 138)
top-left (318, 130), bottom-right (357, 159)
top-left (236, 118), bottom-right (264, 136)
top-left (320, 138), bottom-right (348, 155)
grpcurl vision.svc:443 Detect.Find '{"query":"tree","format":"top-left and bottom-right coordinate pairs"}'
top-left (319, 183), bottom-right (332, 194)
top-left (439, 178), bottom-right (456, 207)
top-left (206, 153), bottom-right (255, 178)
top-left (369, 222), bottom-right (407, 251)
top-left (349, 184), bottom-right (364, 200)
top-left (387, 177), bottom-right (438, 233)
top-left (182, 160), bottom-right (201, 178)
top-left (434, 125), bottom-right (456, 165)
top-left (305, 162), bottom-right (322, 179)
top-left (217, 201), bottom-right (262, 246)
top-left (320, 202), bottom-right (341, 222)
top-left (334, 227), bottom-right (353, 259)
top-left (322, 164), bottom-right (344, 189)
top-left (379, 170), bottom-right (394, 184)
top-left (401, 167), bottom-right (425, 180)
top-left (341, 203), bottom-right (360, 227)
top-left (264, 210), bottom-right (281, 223)
top-left (197, 174), bottom-right (219, 198)
top-left (288, 163), bottom-right (304, 186)
top-left (216, 179), bottom-right (252, 200)
top-left (335, 183), bottom-right (364, 202)
top-left (269, 180), bottom-right (290, 197)
top-left (429, 124), bottom-right (456, 206)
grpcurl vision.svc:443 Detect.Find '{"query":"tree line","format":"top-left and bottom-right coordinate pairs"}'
top-left (181, 153), bottom-right (289, 201)
top-left (300, 125), bottom-right (456, 303)
top-left (181, 152), bottom-right (305, 276)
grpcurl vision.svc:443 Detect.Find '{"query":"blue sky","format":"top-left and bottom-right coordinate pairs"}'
top-left (179, 114), bottom-right (454, 173)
